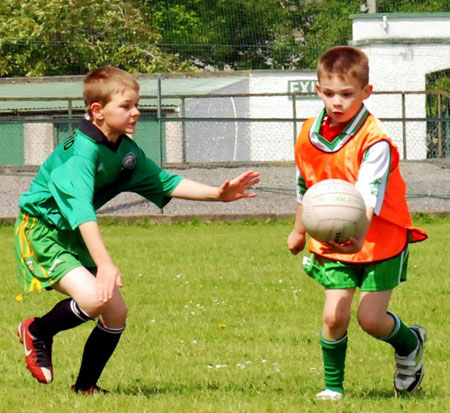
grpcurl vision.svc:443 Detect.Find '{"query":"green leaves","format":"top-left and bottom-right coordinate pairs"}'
top-left (0, 0), bottom-right (189, 77)
top-left (1, 0), bottom-right (449, 76)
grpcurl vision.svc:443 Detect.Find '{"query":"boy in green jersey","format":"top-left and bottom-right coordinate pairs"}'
top-left (15, 66), bottom-right (260, 393)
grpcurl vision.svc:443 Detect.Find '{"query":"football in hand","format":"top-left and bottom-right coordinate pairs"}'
top-left (301, 179), bottom-right (366, 243)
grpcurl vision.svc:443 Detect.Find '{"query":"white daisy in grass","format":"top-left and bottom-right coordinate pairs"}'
top-left (208, 364), bottom-right (227, 369)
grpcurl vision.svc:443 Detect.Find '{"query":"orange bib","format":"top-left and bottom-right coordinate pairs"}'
top-left (295, 112), bottom-right (427, 263)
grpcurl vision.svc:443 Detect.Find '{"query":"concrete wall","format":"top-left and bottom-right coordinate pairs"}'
top-left (23, 122), bottom-right (54, 165)
top-left (165, 112), bottom-right (183, 163)
top-left (352, 13), bottom-right (450, 40)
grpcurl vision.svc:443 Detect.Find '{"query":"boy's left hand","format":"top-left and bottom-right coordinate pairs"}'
top-left (218, 170), bottom-right (260, 202)
top-left (321, 207), bottom-right (373, 255)
top-left (321, 236), bottom-right (364, 254)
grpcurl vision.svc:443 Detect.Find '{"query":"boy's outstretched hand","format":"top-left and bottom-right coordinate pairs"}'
top-left (169, 170), bottom-right (259, 202)
top-left (218, 170), bottom-right (260, 202)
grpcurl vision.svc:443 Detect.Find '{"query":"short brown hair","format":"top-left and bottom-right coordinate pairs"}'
top-left (83, 67), bottom-right (139, 113)
top-left (317, 46), bottom-right (369, 86)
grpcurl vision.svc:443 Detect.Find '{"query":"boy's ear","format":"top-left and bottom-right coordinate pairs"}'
top-left (363, 84), bottom-right (373, 99)
top-left (315, 83), bottom-right (321, 94)
top-left (90, 102), bottom-right (104, 120)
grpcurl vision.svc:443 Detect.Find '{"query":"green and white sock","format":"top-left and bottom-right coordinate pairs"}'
top-left (379, 311), bottom-right (418, 356)
top-left (320, 331), bottom-right (348, 393)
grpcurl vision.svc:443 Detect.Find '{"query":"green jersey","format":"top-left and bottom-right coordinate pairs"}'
top-left (19, 119), bottom-right (183, 230)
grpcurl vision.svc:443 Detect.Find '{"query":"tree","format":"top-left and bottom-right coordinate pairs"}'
top-left (0, 0), bottom-right (191, 77)
top-left (137, 0), bottom-right (362, 70)
top-left (140, 0), bottom-right (289, 70)
top-left (1, 0), bottom-right (449, 76)
top-left (139, 0), bottom-right (450, 70)
top-left (286, 0), bottom-right (361, 69)
top-left (377, 0), bottom-right (450, 13)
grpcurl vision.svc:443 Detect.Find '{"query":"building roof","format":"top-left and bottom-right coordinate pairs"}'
top-left (0, 73), bottom-right (248, 112)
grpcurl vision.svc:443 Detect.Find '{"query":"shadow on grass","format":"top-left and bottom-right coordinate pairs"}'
top-left (109, 382), bottom-right (432, 401)
top-left (114, 381), bottom-right (278, 398)
top-left (352, 387), bottom-right (426, 400)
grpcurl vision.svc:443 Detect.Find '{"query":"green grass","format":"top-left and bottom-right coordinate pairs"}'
top-left (1, 217), bottom-right (449, 412)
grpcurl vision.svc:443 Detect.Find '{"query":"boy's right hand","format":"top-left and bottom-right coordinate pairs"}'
top-left (96, 262), bottom-right (123, 302)
top-left (287, 230), bottom-right (306, 255)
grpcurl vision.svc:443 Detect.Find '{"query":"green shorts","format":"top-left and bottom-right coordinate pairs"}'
top-left (14, 211), bottom-right (94, 295)
top-left (302, 246), bottom-right (409, 292)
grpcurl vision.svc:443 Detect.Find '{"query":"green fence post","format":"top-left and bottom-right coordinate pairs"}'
top-left (181, 97), bottom-right (186, 164)
top-left (68, 98), bottom-right (74, 135)
top-left (438, 93), bottom-right (442, 158)
top-left (157, 74), bottom-right (163, 166)
top-left (292, 93), bottom-right (297, 146)
top-left (402, 92), bottom-right (407, 160)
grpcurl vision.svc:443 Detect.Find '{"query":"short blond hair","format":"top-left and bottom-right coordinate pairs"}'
top-left (83, 67), bottom-right (139, 114)
top-left (317, 46), bottom-right (369, 87)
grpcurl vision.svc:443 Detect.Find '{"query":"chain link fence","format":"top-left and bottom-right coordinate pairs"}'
top-left (0, 75), bottom-right (449, 219)
top-left (0, 91), bottom-right (448, 167)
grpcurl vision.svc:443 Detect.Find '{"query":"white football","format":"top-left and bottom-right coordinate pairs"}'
top-left (301, 179), bottom-right (366, 243)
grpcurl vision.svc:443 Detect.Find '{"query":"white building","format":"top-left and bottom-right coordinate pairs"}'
top-left (351, 12), bottom-right (450, 159)
top-left (244, 12), bottom-right (450, 162)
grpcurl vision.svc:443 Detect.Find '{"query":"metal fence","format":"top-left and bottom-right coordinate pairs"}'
top-left (1, 88), bottom-right (450, 220)
top-left (426, 91), bottom-right (450, 158)
top-left (0, 89), bottom-right (449, 168)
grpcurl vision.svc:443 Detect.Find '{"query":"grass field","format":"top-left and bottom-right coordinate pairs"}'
top-left (0, 216), bottom-right (449, 412)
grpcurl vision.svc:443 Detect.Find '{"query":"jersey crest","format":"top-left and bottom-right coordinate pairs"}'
top-left (122, 152), bottom-right (137, 170)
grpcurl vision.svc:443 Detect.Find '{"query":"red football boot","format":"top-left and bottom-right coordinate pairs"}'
top-left (17, 318), bottom-right (53, 384)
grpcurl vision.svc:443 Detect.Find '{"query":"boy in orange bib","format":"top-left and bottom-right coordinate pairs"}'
top-left (288, 46), bottom-right (427, 400)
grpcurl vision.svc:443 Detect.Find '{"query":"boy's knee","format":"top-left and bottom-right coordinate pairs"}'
top-left (117, 303), bottom-right (128, 324)
top-left (357, 312), bottom-right (382, 335)
top-left (323, 310), bottom-right (350, 331)
top-left (85, 300), bottom-right (108, 318)
top-left (101, 302), bottom-right (128, 328)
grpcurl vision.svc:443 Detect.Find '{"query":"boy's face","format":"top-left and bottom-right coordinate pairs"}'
top-left (92, 88), bottom-right (140, 141)
top-left (316, 74), bottom-right (372, 126)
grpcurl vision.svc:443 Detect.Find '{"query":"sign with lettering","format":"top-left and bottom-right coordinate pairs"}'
top-left (288, 79), bottom-right (318, 99)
